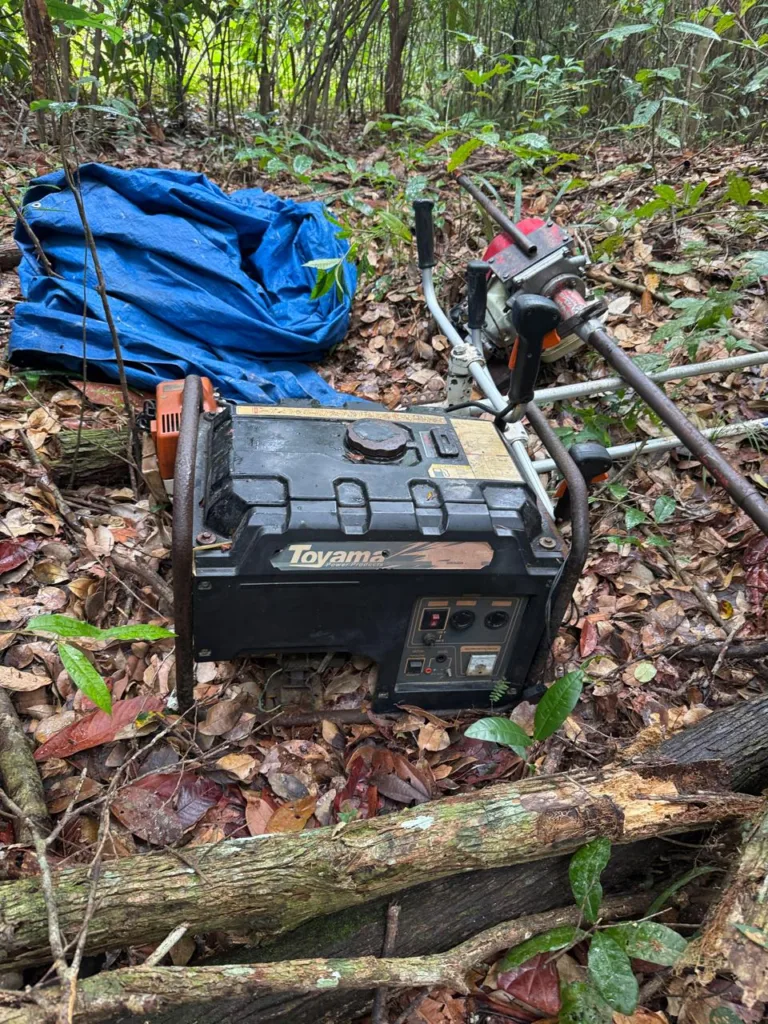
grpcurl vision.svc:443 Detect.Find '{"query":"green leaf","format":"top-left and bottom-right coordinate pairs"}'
top-left (309, 268), bottom-right (335, 300)
top-left (28, 615), bottom-right (103, 638)
top-left (377, 210), bottom-right (412, 243)
top-left (464, 717), bottom-right (532, 757)
top-left (710, 1007), bottom-right (747, 1023)
top-left (647, 865), bottom-right (717, 915)
top-left (46, 0), bottom-right (122, 41)
top-left (598, 23), bottom-right (653, 42)
top-left (588, 931), bottom-right (639, 1014)
top-left (735, 922), bottom-right (768, 949)
top-left (499, 925), bottom-right (583, 971)
top-left (101, 625), bottom-right (175, 642)
top-left (644, 533), bottom-right (672, 549)
top-left (58, 643), bottom-right (112, 714)
top-left (608, 482), bottom-right (629, 500)
top-left (670, 20), bottom-right (721, 40)
top-left (569, 836), bottom-right (611, 923)
top-left (534, 670), bottom-right (584, 741)
top-left (634, 661), bottom-right (657, 683)
top-left (656, 127), bottom-right (682, 150)
top-left (559, 980), bottom-right (614, 1024)
top-left (653, 495), bottom-right (677, 523)
top-left (605, 920), bottom-right (688, 965)
top-left (654, 183), bottom-right (679, 204)
top-left (304, 258), bottom-right (343, 271)
top-left (447, 137), bottom-right (483, 172)
top-left (624, 507), bottom-right (648, 531)
top-left (727, 176), bottom-right (753, 207)
top-left (292, 154), bottom-right (313, 176)
top-left (632, 99), bottom-right (661, 126)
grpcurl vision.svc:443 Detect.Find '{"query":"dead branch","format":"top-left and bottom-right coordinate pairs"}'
top-left (0, 759), bottom-right (758, 969)
top-left (0, 893), bottom-right (649, 1024)
top-left (0, 690), bottom-right (51, 843)
top-left (682, 802), bottom-right (768, 1011)
top-left (109, 552), bottom-right (174, 612)
top-left (0, 241), bottom-right (22, 273)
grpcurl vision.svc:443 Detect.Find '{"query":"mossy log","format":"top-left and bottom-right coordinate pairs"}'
top-left (0, 894), bottom-right (651, 1024)
top-left (0, 760), bottom-right (759, 970)
top-left (0, 242), bottom-right (20, 272)
top-left (44, 428), bottom-right (130, 485)
top-left (683, 803), bottom-right (768, 1011)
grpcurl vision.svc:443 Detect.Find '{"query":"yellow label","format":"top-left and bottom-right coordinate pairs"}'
top-left (428, 418), bottom-right (522, 483)
top-left (235, 406), bottom-right (446, 424)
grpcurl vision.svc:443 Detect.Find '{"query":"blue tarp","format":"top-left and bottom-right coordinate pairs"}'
top-left (9, 164), bottom-right (357, 405)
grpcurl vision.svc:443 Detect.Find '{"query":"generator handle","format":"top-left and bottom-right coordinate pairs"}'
top-left (524, 402), bottom-right (590, 686)
top-left (172, 374), bottom-right (203, 714)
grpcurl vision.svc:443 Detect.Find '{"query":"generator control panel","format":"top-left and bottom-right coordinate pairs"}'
top-left (397, 596), bottom-right (525, 691)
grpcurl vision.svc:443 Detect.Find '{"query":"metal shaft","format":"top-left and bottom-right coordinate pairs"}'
top-left (579, 321), bottom-right (768, 534)
top-left (533, 350), bottom-right (768, 405)
top-left (533, 417), bottom-right (768, 473)
top-left (172, 374), bottom-right (203, 713)
top-left (525, 403), bottom-right (589, 684)
top-left (456, 173), bottom-right (537, 256)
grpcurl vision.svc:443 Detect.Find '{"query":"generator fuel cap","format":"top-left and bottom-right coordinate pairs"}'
top-left (345, 419), bottom-right (409, 461)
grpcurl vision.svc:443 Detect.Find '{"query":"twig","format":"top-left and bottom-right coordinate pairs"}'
top-left (392, 990), bottom-right (430, 1024)
top-left (143, 923), bottom-right (191, 968)
top-left (0, 690), bottom-right (51, 843)
top-left (109, 552), bottom-right (174, 611)
top-left (0, 183), bottom-right (58, 278)
top-left (58, 154), bottom-right (136, 441)
top-left (711, 620), bottom-right (745, 677)
top-left (372, 902), bottom-right (401, 1024)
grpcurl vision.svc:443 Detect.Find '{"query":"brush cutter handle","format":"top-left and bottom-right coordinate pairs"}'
top-left (466, 261), bottom-right (489, 330)
top-left (508, 294), bottom-right (561, 407)
top-left (413, 199), bottom-right (436, 270)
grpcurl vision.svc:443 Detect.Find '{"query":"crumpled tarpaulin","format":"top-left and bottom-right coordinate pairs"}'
top-left (9, 164), bottom-right (357, 405)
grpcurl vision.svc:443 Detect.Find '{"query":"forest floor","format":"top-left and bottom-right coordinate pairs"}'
top-left (0, 118), bottom-right (767, 1023)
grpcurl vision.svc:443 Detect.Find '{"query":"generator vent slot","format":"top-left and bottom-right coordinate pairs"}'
top-left (161, 411), bottom-right (181, 434)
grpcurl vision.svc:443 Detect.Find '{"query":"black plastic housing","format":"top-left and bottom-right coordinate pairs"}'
top-left (191, 403), bottom-right (564, 710)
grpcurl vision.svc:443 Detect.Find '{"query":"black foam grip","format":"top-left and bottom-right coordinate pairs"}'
top-left (413, 199), bottom-right (436, 269)
top-left (508, 294), bottom-right (561, 406)
top-left (466, 261), bottom-right (488, 330)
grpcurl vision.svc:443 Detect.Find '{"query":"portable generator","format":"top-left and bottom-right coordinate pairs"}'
top-left (157, 187), bottom-right (768, 715)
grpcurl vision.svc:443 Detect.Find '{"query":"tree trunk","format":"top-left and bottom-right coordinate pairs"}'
top-left (43, 428), bottom-right (131, 486)
top-left (0, 761), bottom-right (758, 970)
top-left (21, 0), bottom-right (56, 143)
top-left (384, 0), bottom-right (415, 115)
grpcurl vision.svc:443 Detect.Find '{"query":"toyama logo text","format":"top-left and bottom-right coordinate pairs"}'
top-left (285, 544), bottom-right (387, 567)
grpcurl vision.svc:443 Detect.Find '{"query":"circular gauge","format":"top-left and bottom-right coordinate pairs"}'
top-left (449, 609), bottom-right (475, 631)
top-left (485, 610), bottom-right (510, 630)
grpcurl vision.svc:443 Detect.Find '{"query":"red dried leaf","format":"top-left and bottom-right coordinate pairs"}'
top-left (497, 954), bottom-right (561, 1016)
top-left (128, 772), bottom-right (222, 829)
top-left (0, 538), bottom-right (37, 574)
top-left (580, 618), bottom-right (599, 657)
top-left (111, 788), bottom-right (185, 846)
top-left (745, 536), bottom-right (768, 608)
top-left (34, 695), bottom-right (163, 761)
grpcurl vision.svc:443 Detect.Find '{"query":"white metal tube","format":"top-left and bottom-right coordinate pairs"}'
top-left (532, 418), bottom-right (768, 473)
top-left (533, 350), bottom-right (768, 405)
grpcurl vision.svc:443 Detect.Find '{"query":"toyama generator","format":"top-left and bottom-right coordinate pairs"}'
top-left (156, 186), bottom-right (768, 715)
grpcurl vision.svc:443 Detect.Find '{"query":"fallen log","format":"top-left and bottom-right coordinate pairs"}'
top-left (682, 802), bottom-right (768, 1014)
top-left (0, 690), bottom-right (51, 844)
top-left (0, 759), bottom-right (758, 970)
top-left (140, 690), bottom-right (768, 1024)
top-left (0, 894), bottom-right (651, 1024)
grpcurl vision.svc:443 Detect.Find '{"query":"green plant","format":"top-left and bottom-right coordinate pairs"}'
top-left (465, 668), bottom-right (586, 757)
top-left (499, 837), bottom-right (689, 1021)
top-left (26, 615), bottom-right (175, 715)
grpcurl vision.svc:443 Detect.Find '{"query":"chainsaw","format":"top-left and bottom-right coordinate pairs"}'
top-left (149, 181), bottom-right (768, 715)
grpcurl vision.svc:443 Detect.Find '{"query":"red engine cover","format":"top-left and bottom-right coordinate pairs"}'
top-left (483, 218), bottom-right (545, 261)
